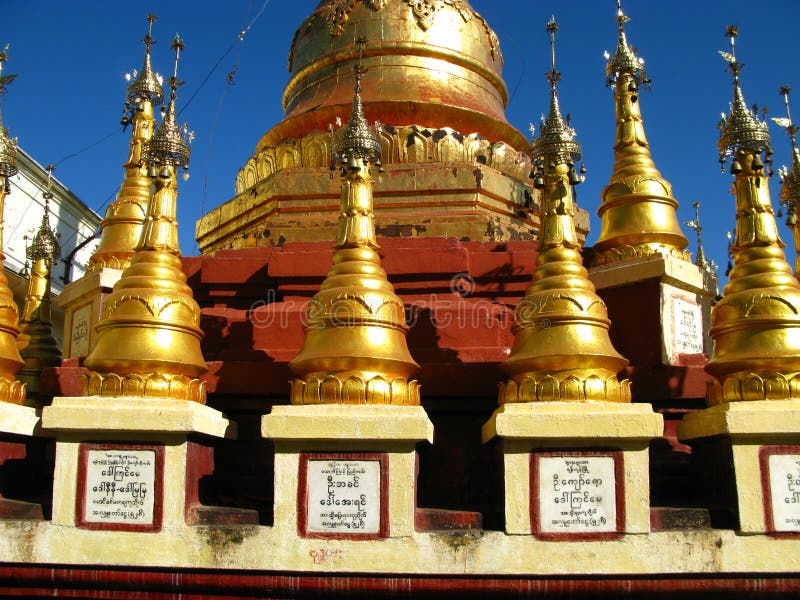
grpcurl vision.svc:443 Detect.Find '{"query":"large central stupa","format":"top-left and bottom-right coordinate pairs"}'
top-left (196, 0), bottom-right (589, 253)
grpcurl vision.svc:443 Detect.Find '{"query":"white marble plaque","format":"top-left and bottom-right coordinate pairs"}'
top-left (672, 297), bottom-right (704, 355)
top-left (768, 454), bottom-right (800, 531)
top-left (306, 459), bottom-right (380, 534)
top-left (70, 303), bottom-right (92, 358)
top-left (538, 455), bottom-right (617, 534)
top-left (84, 449), bottom-right (156, 525)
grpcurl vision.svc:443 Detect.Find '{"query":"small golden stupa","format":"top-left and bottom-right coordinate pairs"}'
top-left (288, 37), bottom-right (420, 406)
top-left (16, 171), bottom-right (62, 400)
top-left (705, 27), bottom-right (800, 405)
top-left (0, 47), bottom-right (26, 405)
top-left (499, 17), bottom-right (630, 404)
top-left (775, 87), bottom-right (800, 276)
top-left (591, 1), bottom-right (689, 266)
top-left (86, 15), bottom-right (163, 273)
top-left (83, 34), bottom-right (207, 403)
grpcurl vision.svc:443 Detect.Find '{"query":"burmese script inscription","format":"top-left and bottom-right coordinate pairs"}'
top-left (306, 459), bottom-right (380, 534)
top-left (70, 303), bottom-right (92, 358)
top-left (768, 453), bottom-right (800, 532)
top-left (672, 297), bottom-right (704, 355)
top-left (84, 449), bottom-right (156, 525)
top-left (538, 455), bottom-right (617, 534)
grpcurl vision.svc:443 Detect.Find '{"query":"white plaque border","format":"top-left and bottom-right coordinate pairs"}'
top-left (298, 451), bottom-right (389, 540)
top-left (76, 442), bottom-right (164, 532)
top-left (760, 444), bottom-right (800, 536)
top-left (529, 448), bottom-right (625, 540)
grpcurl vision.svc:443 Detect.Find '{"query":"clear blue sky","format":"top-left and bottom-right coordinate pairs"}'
top-left (5, 1), bottom-right (800, 283)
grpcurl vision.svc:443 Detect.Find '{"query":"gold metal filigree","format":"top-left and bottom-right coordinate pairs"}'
top-left (84, 371), bottom-right (205, 403)
top-left (499, 374), bottom-right (630, 404)
top-left (291, 375), bottom-right (420, 405)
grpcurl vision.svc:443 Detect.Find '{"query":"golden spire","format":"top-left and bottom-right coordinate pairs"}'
top-left (17, 166), bottom-right (62, 401)
top-left (774, 86), bottom-right (800, 275)
top-left (84, 34), bottom-right (207, 403)
top-left (288, 37), bottom-right (420, 405)
top-left (87, 15), bottom-right (164, 273)
top-left (0, 46), bottom-right (26, 405)
top-left (499, 17), bottom-right (630, 404)
top-left (705, 26), bottom-right (800, 405)
top-left (591, 0), bottom-right (689, 265)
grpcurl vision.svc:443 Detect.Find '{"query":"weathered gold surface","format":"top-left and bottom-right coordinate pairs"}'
top-left (86, 101), bottom-right (154, 272)
top-left (84, 167), bottom-right (207, 403)
top-left (500, 23), bottom-right (630, 404)
top-left (16, 256), bottom-right (61, 401)
top-left (592, 9), bottom-right (689, 266)
top-left (0, 188), bottom-right (25, 405)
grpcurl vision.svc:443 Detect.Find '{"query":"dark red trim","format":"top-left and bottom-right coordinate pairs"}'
top-left (297, 452), bottom-right (389, 540)
top-left (529, 448), bottom-right (624, 541)
top-left (1, 563), bottom-right (800, 598)
top-left (76, 442), bottom-right (164, 533)
top-left (759, 444), bottom-right (800, 538)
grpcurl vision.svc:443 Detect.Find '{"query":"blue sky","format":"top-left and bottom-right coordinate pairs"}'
top-left (5, 0), bottom-right (800, 282)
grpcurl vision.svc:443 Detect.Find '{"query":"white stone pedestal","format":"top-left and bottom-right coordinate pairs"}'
top-left (679, 399), bottom-right (800, 534)
top-left (482, 402), bottom-right (663, 538)
top-left (42, 396), bottom-right (235, 531)
top-left (262, 404), bottom-right (433, 539)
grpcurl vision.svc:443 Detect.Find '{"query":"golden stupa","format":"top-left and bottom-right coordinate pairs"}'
top-left (0, 47), bottom-right (26, 405)
top-left (591, 2), bottom-right (689, 265)
top-left (196, 0), bottom-right (590, 253)
top-left (16, 181), bottom-right (62, 401)
top-left (288, 37), bottom-right (420, 406)
top-left (86, 15), bottom-right (164, 273)
top-left (705, 27), bottom-right (800, 404)
top-left (499, 18), bottom-right (630, 404)
top-left (84, 34), bottom-right (207, 403)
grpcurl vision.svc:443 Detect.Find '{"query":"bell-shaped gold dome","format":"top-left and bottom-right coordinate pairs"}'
top-left (258, 0), bottom-right (527, 151)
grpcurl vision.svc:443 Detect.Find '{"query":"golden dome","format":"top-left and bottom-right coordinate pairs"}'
top-left (257, 0), bottom-right (527, 152)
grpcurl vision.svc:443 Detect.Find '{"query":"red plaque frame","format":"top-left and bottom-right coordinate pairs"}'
top-left (76, 442), bottom-right (165, 533)
top-left (530, 448), bottom-right (625, 541)
top-left (298, 452), bottom-right (389, 540)
top-left (759, 444), bottom-right (800, 537)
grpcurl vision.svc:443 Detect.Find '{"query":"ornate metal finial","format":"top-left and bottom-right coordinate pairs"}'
top-left (684, 201), bottom-right (712, 271)
top-left (27, 165), bottom-right (61, 263)
top-left (0, 45), bottom-right (18, 189)
top-left (717, 26), bottom-right (771, 167)
top-left (331, 36), bottom-right (382, 169)
top-left (531, 17), bottom-right (582, 173)
top-left (605, 0), bottom-right (647, 87)
top-left (142, 33), bottom-right (192, 177)
top-left (123, 14), bottom-right (164, 122)
top-left (774, 86), bottom-right (800, 225)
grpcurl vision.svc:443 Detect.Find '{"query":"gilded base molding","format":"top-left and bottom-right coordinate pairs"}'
top-left (0, 377), bottom-right (27, 406)
top-left (290, 374), bottom-right (420, 406)
top-left (499, 371), bottom-right (631, 405)
top-left (83, 371), bottom-right (206, 404)
top-left (707, 371), bottom-right (800, 406)
top-left (591, 243), bottom-right (692, 267)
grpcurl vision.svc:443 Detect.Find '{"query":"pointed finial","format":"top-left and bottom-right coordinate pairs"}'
top-left (685, 201), bottom-right (711, 271)
top-left (717, 26), bottom-right (771, 167)
top-left (774, 86), bottom-right (800, 224)
top-left (0, 45), bottom-right (18, 186)
top-left (531, 17), bottom-right (582, 170)
top-left (605, 0), bottom-right (647, 87)
top-left (331, 36), bottom-right (382, 168)
top-left (27, 164), bottom-right (61, 263)
top-left (142, 33), bottom-right (191, 176)
top-left (123, 15), bottom-right (164, 123)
